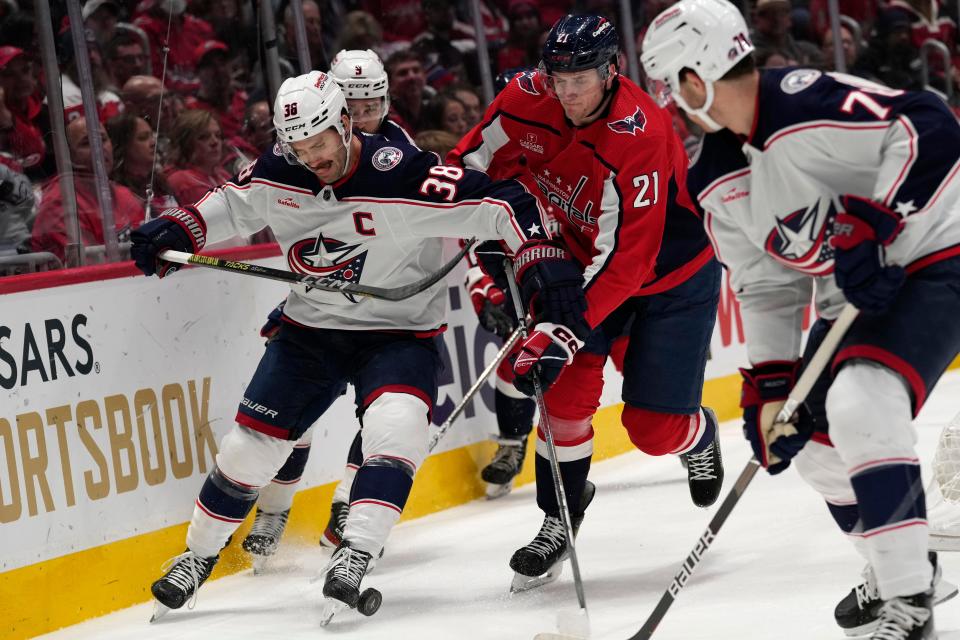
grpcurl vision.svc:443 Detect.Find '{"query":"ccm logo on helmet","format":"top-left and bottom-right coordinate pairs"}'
top-left (284, 123), bottom-right (306, 132)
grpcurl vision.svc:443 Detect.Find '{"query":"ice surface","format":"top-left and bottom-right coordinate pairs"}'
top-left (40, 372), bottom-right (960, 640)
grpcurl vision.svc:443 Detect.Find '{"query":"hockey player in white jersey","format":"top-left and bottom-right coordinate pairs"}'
top-left (243, 48), bottom-right (419, 566)
top-left (643, 1), bottom-right (960, 638)
top-left (130, 70), bottom-right (565, 624)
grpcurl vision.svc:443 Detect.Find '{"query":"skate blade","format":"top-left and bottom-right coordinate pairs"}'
top-left (149, 601), bottom-right (171, 623)
top-left (251, 554), bottom-right (271, 575)
top-left (486, 481), bottom-right (514, 500)
top-left (319, 598), bottom-right (348, 627)
top-left (510, 562), bottom-right (563, 593)
top-left (935, 578), bottom-right (959, 605)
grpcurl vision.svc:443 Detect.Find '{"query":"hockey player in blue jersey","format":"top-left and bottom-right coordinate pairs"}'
top-left (643, 0), bottom-right (960, 637)
top-left (130, 70), bottom-right (571, 624)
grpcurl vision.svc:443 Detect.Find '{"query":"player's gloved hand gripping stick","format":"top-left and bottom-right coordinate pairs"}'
top-left (628, 304), bottom-right (859, 640)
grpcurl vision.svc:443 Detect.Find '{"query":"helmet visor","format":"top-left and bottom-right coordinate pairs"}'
top-left (538, 63), bottom-right (607, 100)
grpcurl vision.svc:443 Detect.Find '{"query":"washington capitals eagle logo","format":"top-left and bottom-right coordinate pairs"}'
top-left (764, 198), bottom-right (837, 276)
top-left (516, 70), bottom-right (540, 96)
top-left (287, 234), bottom-right (368, 302)
top-left (608, 107), bottom-right (646, 136)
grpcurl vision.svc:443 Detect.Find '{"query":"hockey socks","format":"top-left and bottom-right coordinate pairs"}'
top-left (188, 466), bottom-right (258, 558)
top-left (346, 456), bottom-right (414, 555)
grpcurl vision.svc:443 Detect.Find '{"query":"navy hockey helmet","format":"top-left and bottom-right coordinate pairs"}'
top-left (541, 14), bottom-right (619, 76)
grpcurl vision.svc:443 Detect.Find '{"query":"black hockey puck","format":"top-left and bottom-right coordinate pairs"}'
top-left (357, 588), bottom-right (382, 616)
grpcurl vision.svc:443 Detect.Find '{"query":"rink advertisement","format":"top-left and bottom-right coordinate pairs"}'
top-left (0, 245), bottom-right (792, 638)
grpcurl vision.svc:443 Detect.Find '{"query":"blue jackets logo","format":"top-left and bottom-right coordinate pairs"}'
top-left (764, 198), bottom-right (836, 275)
top-left (608, 107), bottom-right (646, 135)
top-left (287, 233), bottom-right (368, 302)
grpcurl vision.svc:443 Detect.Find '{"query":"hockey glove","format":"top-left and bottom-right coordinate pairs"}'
top-left (740, 360), bottom-right (814, 475)
top-left (465, 266), bottom-right (516, 338)
top-left (130, 209), bottom-right (204, 278)
top-left (514, 239), bottom-right (588, 340)
top-left (830, 196), bottom-right (906, 315)
top-left (511, 322), bottom-right (584, 396)
top-left (260, 300), bottom-right (286, 343)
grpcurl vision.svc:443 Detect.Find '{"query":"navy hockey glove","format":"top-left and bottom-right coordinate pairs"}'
top-left (740, 360), bottom-right (814, 475)
top-left (465, 266), bottom-right (516, 338)
top-left (130, 209), bottom-right (204, 278)
top-left (514, 239), bottom-right (588, 340)
top-left (831, 196), bottom-right (906, 315)
top-left (511, 322), bottom-right (584, 396)
top-left (260, 300), bottom-right (286, 343)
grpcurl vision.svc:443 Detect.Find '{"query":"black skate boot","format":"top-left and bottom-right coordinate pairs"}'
top-left (868, 591), bottom-right (934, 639)
top-left (836, 552), bottom-right (957, 636)
top-left (319, 541), bottom-right (382, 625)
top-left (680, 407), bottom-right (723, 508)
top-left (509, 481), bottom-right (596, 593)
top-left (320, 500), bottom-right (349, 548)
top-left (242, 508), bottom-right (290, 573)
top-left (481, 436), bottom-right (527, 499)
top-left (149, 550), bottom-right (219, 621)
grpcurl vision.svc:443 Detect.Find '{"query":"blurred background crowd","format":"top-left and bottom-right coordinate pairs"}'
top-left (0, 0), bottom-right (957, 274)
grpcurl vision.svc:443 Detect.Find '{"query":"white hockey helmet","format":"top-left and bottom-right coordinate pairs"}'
top-left (329, 49), bottom-right (391, 128)
top-left (641, 0), bottom-right (754, 130)
top-left (273, 70), bottom-right (351, 166)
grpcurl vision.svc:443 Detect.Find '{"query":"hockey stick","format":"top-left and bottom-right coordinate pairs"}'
top-left (158, 238), bottom-right (476, 302)
top-left (503, 260), bottom-right (591, 640)
top-left (427, 326), bottom-right (524, 453)
top-left (628, 303), bottom-right (860, 640)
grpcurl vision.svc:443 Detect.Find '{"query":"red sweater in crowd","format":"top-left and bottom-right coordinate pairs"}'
top-left (32, 174), bottom-right (145, 262)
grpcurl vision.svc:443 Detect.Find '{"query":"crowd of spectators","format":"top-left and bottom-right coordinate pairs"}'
top-left (0, 0), bottom-right (957, 274)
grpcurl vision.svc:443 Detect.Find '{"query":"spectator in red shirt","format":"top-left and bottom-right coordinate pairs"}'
top-left (164, 109), bottom-right (230, 206)
top-left (385, 49), bottom-right (432, 135)
top-left (0, 47), bottom-right (46, 175)
top-left (496, 0), bottom-right (543, 74)
top-left (224, 99), bottom-right (273, 173)
top-left (105, 31), bottom-right (149, 90)
top-left (361, 0), bottom-right (424, 44)
top-left (32, 116), bottom-right (146, 263)
top-left (183, 40), bottom-right (248, 139)
top-left (134, 0), bottom-right (215, 93)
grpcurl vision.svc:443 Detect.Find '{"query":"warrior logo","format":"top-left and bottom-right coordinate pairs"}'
top-left (288, 234), bottom-right (368, 302)
top-left (516, 70), bottom-right (540, 96)
top-left (765, 198), bottom-right (836, 275)
top-left (608, 107), bottom-right (646, 135)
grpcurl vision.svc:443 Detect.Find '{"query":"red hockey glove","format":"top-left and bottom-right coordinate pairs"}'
top-left (511, 322), bottom-right (584, 396)
top-left (464, 266), bottom-right (516, 338)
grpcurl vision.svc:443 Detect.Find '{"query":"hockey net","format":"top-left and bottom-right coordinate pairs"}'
top-left (927, 409), bottom-right (960, 551)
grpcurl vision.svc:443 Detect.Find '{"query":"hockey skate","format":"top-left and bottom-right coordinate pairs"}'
top-left (320, 500), bottom-right (349, 548)
top-left (835, 552), bottom-right (956, 636)
top-left (868, 591), bottom-right (934, 639)
top-left (481, 436), bottom-right (527, 499)
top-left (679, 407), bottom-right (724, 508)
top-left (318, 541), bottom-right (382, 626)
top-left (149, 550), bottom-right (219, 622)
top-left (242, 508), bottom-right (290, 574)
top-left (510, 481), bottom-right (596, 593)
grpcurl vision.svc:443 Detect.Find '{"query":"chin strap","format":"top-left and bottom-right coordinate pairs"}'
top-left (675, 79), bottom-right (724, 133)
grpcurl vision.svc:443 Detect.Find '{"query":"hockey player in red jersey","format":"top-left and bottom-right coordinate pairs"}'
top-left (643, 0), bottom-right (960, 636)
top-left (448, 14), bottom-right (724, 590)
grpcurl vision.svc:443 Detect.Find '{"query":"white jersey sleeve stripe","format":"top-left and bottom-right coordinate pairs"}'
top-left (879, 116), bottom-right (919, 207)
top-left (461, 116), bottom-right (510, 172)
top-left (582, 175), bottom-right (621, 290)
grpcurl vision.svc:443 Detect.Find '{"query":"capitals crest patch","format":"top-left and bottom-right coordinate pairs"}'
top-left (372, 146), bottom-right (403, 171)
top-left (608, 107), bottom-right (646, 136)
